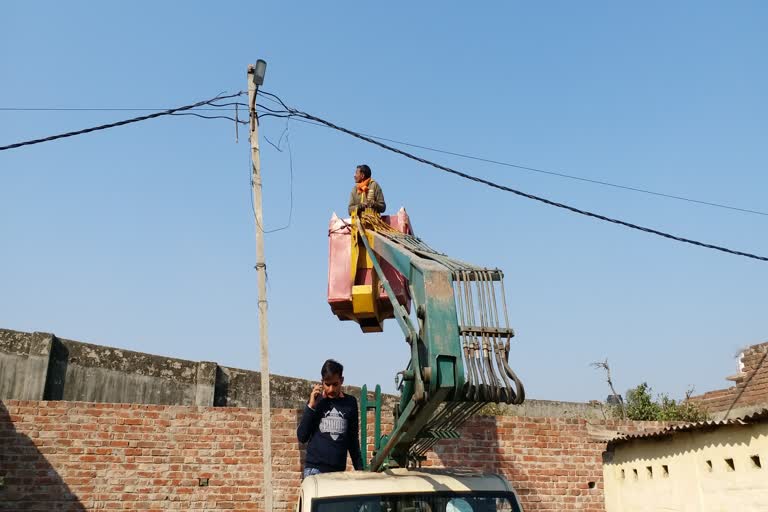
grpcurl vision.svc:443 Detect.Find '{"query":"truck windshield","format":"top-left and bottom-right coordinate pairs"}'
top-left (314, 493), bottom-right (521, 512)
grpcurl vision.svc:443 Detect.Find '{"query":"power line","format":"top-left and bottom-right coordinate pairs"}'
top-left (4, 90), bottom-right (764, 261)
top-left (250, 120), bottom-right (294, 235)
top-left (0, 91), bottom-right (245, 151)
top-left (354, 136), bottom-right (767, 217)
top-left (0, 102), bottom-right (253, 112)
top-left (0, 107), bottom-right (240, 111)
top-left (1, 105), bottom-right (285, 126)
top-left (258, 89), bottom-right (768, 263)
top-left (170, 112), bottom-right (248, 124)
top-left (257, 94), bottom-right (767, 218)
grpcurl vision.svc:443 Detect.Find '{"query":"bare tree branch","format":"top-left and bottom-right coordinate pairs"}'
top-left (591, 358), bottom-right (626, 419)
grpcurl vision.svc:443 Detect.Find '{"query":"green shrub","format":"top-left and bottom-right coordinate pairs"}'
top-left (620, 382), bottom-right (709, 422)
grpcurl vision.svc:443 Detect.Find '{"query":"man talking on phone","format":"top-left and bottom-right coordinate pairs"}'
top-left (297, 359), bottom-right (363, 478)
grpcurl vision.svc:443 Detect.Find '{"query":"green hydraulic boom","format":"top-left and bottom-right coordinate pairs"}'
top-left (352, 215), bottom-right (525, 472)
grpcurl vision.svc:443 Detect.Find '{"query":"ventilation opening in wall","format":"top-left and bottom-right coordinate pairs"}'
top-left (725, 458), bottom-right (735, 471)
top-left (646, 466), bottom-right (653, 478)
top-left (588, 481), bottom-right (596, 489)
top-left (705, 460), bottom-right (713, 472)
top-left (620, 469), bottom-right (626, 480)
top-left (751, 455), bottom-right (762, 469)
top-left (662, 465), bottom-right (669, 477)
top-left (632, 469), bottom-right (638, 480)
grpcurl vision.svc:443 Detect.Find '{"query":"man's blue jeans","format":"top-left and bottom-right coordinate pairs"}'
top-left (303, 467), bottom-right (323, 479)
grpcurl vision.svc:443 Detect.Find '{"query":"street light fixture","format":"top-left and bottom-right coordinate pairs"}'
top-left (254, 59), bottom-right (267, 86)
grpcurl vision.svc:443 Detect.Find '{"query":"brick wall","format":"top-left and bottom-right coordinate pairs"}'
top-left (0, 400), bottom-right (301, 512)
top-left (425, 417), bottom-right (664, 512)
top-left (1, 400), bottom-right (661, 512)
top-left (691, 341), bottom-right (768, 416)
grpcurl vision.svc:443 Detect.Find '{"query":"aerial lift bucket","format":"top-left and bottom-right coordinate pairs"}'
top-left (327, 208), bottom-right (413, 332)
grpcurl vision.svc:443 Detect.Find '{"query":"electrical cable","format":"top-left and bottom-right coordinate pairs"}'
top-left (250, 118), bottom-right (294, 234)
top-left (3, 89), bottom-right (763, 260)
top-left (0, 103), bottom-right (292, 126)
top-left (355, 137), bottom-right (767, 218)
top-left (257, 112), bottom-right (295, 120)
top-left (257, 89), bottom-right (768, 263)
top-left (255, 93), bottom-right (766, 218)
top-left (170, 112), bottom-right (248, 124)
top-left (0, 91), bottom-right (245, 151)
top-left (263, 136), bottom-right (282, 152)
top-left (0, 107), bottom-right (241, 111)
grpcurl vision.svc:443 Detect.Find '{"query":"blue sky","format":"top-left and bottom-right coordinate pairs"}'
top-left (1, 2), bottom-right (766, 403)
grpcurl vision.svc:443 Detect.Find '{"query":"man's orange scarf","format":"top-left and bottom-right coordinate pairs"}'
top-left (356, 177), bottom-right (371, 197)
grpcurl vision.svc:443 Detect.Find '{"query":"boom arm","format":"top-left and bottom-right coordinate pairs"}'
top-left (353, 217), bottom-right (524, 471)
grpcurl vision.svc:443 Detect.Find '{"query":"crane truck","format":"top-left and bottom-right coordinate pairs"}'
top-left (298, 209), bottom-right (526, 512)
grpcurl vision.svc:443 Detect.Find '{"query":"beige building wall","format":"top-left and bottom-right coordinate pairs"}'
top-left (603, 423), bottom-right (768, 512)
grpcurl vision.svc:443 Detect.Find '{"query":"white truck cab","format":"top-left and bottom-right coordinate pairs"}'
top-left (296, 468), bottom-right (523, 512)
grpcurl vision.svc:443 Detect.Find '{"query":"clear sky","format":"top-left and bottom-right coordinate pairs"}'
top-left (1, 2), bottom-right (766, 403)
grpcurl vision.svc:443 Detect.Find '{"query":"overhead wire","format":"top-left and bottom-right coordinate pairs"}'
top-left (263, 136), bottom-right (282, 152)
top-left (0, 107), bottom-right (242, 111)
top-left (0, 92), bottom-right (293, 233)
top-left (250, 117), bottom-right (294, 234)
top-left (282, 120), bottom-right (295, 231)
top-left (0, 91), bottom-right (246, 151)
top-left (0, 102), bottom-right (269, 111)
top-left (10, 96), bottom-right (758, 218)
top-left (256, 89), bottom-right (768, 263)
top-left (171, 112), bottom-right (249, 124)
top-left (3, 89), bottom-right (764, 260)
top-left (350, 136), bottom-right (767, 217)
top-left (0, 104), bottom-right (293, 124)
top-left (258, 112), bottom-right (295, 120)
top-left (255, 93), bottom-right (767, 218)
top-left (208, 102), bottom-right (247, 108)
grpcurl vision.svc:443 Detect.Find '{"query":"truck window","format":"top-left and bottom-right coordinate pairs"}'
top-left (313, 493), bottom-right (521, 512)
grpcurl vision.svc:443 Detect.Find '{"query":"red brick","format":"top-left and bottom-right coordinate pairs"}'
top-left (1, 399), bottom-right (673, 512)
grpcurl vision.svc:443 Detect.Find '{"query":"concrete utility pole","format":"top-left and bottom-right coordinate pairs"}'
top-left (248, 60), bottom-right (272, 512)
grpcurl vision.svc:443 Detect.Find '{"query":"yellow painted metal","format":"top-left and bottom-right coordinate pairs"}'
top-left (350, 210), bottom-right (384, 332)
top-left (352, 285), bottom-right (377, 315)
top-left (349, 211), bottom-right (373, 280)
